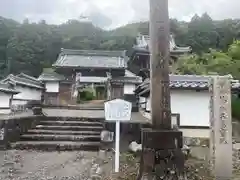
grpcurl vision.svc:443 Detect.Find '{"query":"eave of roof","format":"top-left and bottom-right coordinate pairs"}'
top-left (0, 83), bottom-right (19, 94)
top-left (60, 49), bottom-right (127, 57)
top-left (16, 73), bottom-right (41, 83)
top-left (38, 72), bottom-right (65, 82)
top-left (135, 34), bottom-right (192, 53)
top-left (111, 78), bottom-right (142, 84)
top-left (135, 75), bottom-right (240, 97)
top-left (130, 46), bottom-right (191, 55)
top-left (1, 74), bottom-right (44, 89)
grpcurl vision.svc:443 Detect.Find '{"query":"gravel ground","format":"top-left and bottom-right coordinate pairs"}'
top-left (0, 150), bottom-right (100, 180)
top-left (1, 148), bottom-right (240, 180)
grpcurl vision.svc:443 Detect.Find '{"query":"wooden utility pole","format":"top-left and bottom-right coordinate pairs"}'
top-left (150, 0), bottom-right (171, 129)
top-left (138, 0), bottom-right (184, 179)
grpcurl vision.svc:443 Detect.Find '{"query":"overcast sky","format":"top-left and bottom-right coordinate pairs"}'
top-left (0, 0), bottom-right (239, 29)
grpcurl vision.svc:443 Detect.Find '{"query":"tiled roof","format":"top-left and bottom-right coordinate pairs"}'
top-left (38, 72), bottom-right (65, 81)
top-left (0, 82), bottom-right (19, 94)
top-left (135, 74), bottom-right (240, 96)
top-left (1, 74), bottom-right (44, 89)
top-left (53, 49), bottom-right (127, 69)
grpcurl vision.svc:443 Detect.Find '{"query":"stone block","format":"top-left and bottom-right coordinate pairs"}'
top-left (183, 137), bottom-right (209, 147)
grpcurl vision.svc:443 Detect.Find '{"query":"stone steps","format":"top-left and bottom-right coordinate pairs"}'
top-left (26, 129), bottom-right (101, 135)
top-left (11, 117), bottom-right (104, 151)
top-left (43, 117), bottom-right (103, 122)
top-left (39, 121), bottom-right (103, 126)
top-left (11, 141), bottom-right (101, 151)
top-left (35, 125), bottom-right (103, 131)
top-left (20, 134), bottom-right (101, 142)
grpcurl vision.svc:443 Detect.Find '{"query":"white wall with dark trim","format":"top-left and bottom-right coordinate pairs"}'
top-left (45, 81), bottom-right (59, 93)
top-left (12, 100), bottom-right (28, 106)
top-left (0, 92), bottom-right (12, 114)
top-left (180, 128), bottom-right (209, 138)
top-left (139, 96), bottom-right (146, 109)
top-left (124, 84), bottom-right (136, 94)
top-left (12, 85), bottom-right (42, 105)
top-left (144, 89), bottom-right (210, 127)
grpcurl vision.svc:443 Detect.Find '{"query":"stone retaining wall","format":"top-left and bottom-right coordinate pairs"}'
top-left (0, 114), bottom-right (43, 149)
top-left (104, 123), bottom-right (211, 148)
top-left (183, 137), bottom-right (209, 147)
top-left (42, 104), bottom-right (104, 110)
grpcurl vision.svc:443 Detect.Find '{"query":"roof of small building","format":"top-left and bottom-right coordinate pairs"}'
top-left (125, 70), bottom-right (139, 77)
top-left (134, 34), bottom-right (191, 53)
top-left (111, 70), bottom-right (142, 84)
top-left (135, 74), bottom-right (240, 97)
top-left (53, 48), bottom-right (127, 69)
top-left (0, 82), bottom-right (19, 94)
top-left (1, 74), bottom-right (44, 89)
top-left (127, 34), bottom-right (192, 61)
top-left (16, 73), bottom-right (40, 83)
top-left (38, 71), bottom-right (65, 82)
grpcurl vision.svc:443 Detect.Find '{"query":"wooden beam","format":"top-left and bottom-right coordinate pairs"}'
top-left (149, 0), bottom-right (171, 129)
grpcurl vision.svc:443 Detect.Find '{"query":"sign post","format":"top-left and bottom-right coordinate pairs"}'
top-left (115, 120), bottom-right (120, 172)
top-left (104, 98), bottom-right (132, 173)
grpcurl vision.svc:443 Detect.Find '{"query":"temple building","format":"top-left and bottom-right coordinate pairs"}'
top-left (51, 49), bottom-right (127, 104)
top-left (127, 33), bottom-right (191, 80)
top-left (39, 48), bottom-right (142, 106)
top-left (74, 69), bottom-right (142, 102)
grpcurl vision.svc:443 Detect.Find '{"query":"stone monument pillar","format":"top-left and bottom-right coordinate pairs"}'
top-left (106, 72), bottom-right (112, 100)
top-left (209, 76), bottom-right (232, 179)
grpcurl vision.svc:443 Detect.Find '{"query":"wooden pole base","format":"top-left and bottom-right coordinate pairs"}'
top-left (137, 128), bottom-right (185, 180)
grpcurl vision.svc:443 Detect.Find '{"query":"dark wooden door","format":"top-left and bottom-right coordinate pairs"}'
top-left (111, 84), bottom-right (124, 99)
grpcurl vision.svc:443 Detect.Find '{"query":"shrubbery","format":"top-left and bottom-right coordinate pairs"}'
top-left (77, 90), bottom-right (95, 103)
top-left (232, 95), bottom-right (240, 121)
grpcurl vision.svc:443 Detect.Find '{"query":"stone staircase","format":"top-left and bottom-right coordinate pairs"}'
top-left (11, 117), bottom-right (104, 151)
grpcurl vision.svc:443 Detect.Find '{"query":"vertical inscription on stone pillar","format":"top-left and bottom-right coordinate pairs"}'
top-left (106, 72), bottom-right (112, 100)
top-left (209, 78), bottom-right (215, 171)
top-left (209, 76), bottom-right (232, 179)
top-left (74, 72), bottom-right (81, 98)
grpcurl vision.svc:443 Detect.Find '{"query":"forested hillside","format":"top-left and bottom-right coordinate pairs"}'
top-left (0, 13), bottom-right (240, 78)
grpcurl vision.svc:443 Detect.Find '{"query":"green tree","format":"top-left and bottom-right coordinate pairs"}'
top-left (228, 40), bottom-right (240, 59)
top-left (173, 42), bottom-right (240, 79)
top-left (0, 17), bottom-right (18, 77)
top-left (1, 14), bottom-right (240, 78)
top-left (173, 54), bottom-right (207, 75)
top-left (6, 23), bottom-right (62, 77)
